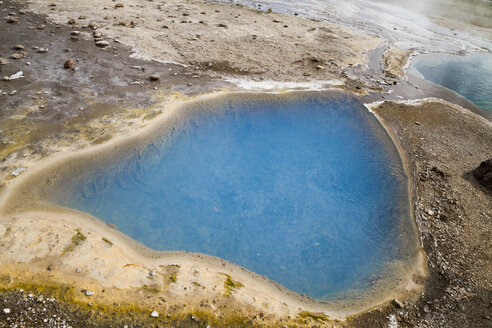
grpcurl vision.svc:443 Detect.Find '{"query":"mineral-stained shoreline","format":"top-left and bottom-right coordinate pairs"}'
top-left (0, 0), bottom-right (491, 326)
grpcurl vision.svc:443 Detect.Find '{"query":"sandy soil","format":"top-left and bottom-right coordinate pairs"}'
top-left (25, 0), bottom-right (381, 81)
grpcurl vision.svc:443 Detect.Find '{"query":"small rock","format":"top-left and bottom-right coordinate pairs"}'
top-left (95, 40), bottom-right (109, 47)
top-left (149, 74), bottom-right (160, 81)
top-left (316, 65), bottom-right (325, 70)
top-left (182, 12), bottom-right (190, 16)
top-left (149, 270), bottom-right (156, 277)
top-left (10, 53), bottom-right (24, 59)
top-left (3, 308), bottom-right (10, 314)
top-left (150, 310), bottom-right (159, 318)
top-left (5, 16), bottom-right (18, 23)
top-left (37, 47), bottom-right (48, 53)
top-left (70, 36), bottom-right (79, 41)
top-left (0, 58), bottom-right (9, 65)
top-left (70, 31), bottom-right (80, 36)
top-left (472, 159), bottom-right (492, 190)
top-left (49, 3), bottom-right (56, 6)
top-left (115, 3), bottom-right (124, 8)
top-left (11, 167), bottom-right (25, 176)
top-left (392, 298), bottom-right (404, 308)
top-left (218, 23), bottom-right (227, 28)
top-left (8, 71), bottom-right (24, 80)
top-left (415, 121), bottom-right (421, 125)
top-left (93, 31), bottom-right (102, 38)
top-left (85, 290), bottom-right (94, 296)
top-left (37, 295), bottom-right (44, 303)
top-left (67, 18), bottom-right (76, 24)
top-left (13, 44), bottom-right (24, 50)
top-left (76, 268), bottom-right (82, 273)
top-left (88, 22), bottom-right (98, 29)
top-left (9, 90), bottom-right (17, 96)
top-left (37, 24), bottom-right (46, 30)
top-left (64, 59), bottom-right (73, 69)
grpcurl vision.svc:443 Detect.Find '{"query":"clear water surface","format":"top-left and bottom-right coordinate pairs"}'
top-left (410, 52), bottom-right (492, 111)
top-left (57, 96), bottom-right (413, 300)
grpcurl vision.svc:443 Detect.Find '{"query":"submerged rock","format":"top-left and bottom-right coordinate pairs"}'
top-left (472, 159), bottom-right (492, 190)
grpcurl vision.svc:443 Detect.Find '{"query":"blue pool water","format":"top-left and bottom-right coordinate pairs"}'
top-left (57, 95), bottom-right (413, 300)
top-left (410, 52), bottom-right (492, 111)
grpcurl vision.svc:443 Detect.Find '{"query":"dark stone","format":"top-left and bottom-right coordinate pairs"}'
top-left (472, 159), bottom-right (492, 190)
top-left (64, 59), bottom-right (73, 69)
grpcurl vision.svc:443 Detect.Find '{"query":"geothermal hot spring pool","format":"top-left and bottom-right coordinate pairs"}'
top-left (410, 52), bottom-right (492, 112)
top-left (54, 95), bottom-right (417, 301)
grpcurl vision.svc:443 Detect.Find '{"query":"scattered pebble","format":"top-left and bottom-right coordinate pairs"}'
top-left (3, 308), bottom-right (10, 314)
top-left (150, 310), bottom-right (159, 318)
top-left (13, 44), bottom-right (24, 50)
top-left (8, 71), bottom-right (24, 80)
top-left (85, 290), bottom-right (94, 296)
top-left (95, 40), bottom-right (109, 47)
top-left (37, 47), bottom-right (49, 53)
top-left (67, 18), bottom-right (76, 24)
top-left (115, 3), bottom-right (124, 8)
top-left (149, 74), bottom-right (160, 81)
top-left (11, 167), bottom-right (25, 176)
top-left (64, 59), bottom-right (73, 69)
top-left (0, 57), bottom-right (9, 65)
top-left (5, 16), bottom-right (18, 23)
top-left (393, 298), bottom-right (404, 308)
top-left (10, 53), bottom-right (24, 59)
top-left (76, 268), bottom-right (82, 273)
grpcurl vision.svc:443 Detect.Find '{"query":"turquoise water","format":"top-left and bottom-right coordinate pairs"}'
top-left (410, 52), bottom-right (492, 111)
top-left (57, 96), bottom-right (413, 300)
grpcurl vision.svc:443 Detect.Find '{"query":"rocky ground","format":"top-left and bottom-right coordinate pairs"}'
top-left (0, 0), bottom-right (491, 327)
